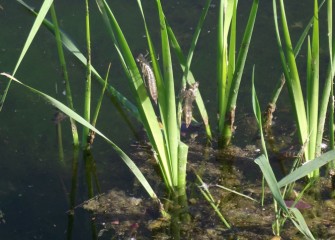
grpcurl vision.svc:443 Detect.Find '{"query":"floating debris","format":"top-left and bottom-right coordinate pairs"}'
top-left (82, 190), bottom-right (162, 239)
top-left (136, 53), bottom-right (158, 104)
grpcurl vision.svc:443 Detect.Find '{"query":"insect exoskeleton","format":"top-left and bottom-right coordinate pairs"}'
top-left (136, 53), bottom-right (158, 104)
top-left (181, 82), bottom-right (199, 128)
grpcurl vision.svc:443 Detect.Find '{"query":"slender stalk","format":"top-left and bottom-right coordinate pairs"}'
top-left (316, 43), bottom-right (335, 156)
top-left (177, 142), bottom-right (188, 190)
top-left (264, 74), bottom-right (285, 129)
top-left (83, 149), bottom-right (99, 239)
top-left (273, 200), bottom-right (280, 236)
top-left (83, 0), bottom-right (92, 148)
top-left (306, 0), bottom-right (320, 178)
top-left (56, 122), bottom-right (64, 162)
top-left (50, 3), bottom-right (79, 146)
top-left (194, 172), bottom-right (231, 229)
top-left (329, 89), bottom-right (335, 169)
top-left (66, 146), bottom-right (79, 240)
top-left (214, 184), bottom-right (258, 202)
top-left (91, 64), bottom-right (110, 128)
top-left (327, 0), bottom-right (334, 168)
top-left (226, 0), bottom-right (237, 107)
top-left (87, 64), bottom-right (110, 148)
top-left (180, 0), bottom-right (213, 91)
top-left (329, 27), bottom-right (335, 168)
top-left (84, 150), bottom-right (95, 198)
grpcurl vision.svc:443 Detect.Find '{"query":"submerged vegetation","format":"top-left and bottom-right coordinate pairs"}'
top-left (0, 0), bottom-right (335, 239)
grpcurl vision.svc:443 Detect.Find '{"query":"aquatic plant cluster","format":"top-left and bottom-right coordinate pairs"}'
top-left (1, 0), bottom-right (335, 239)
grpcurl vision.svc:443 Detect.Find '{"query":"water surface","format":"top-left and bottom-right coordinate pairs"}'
top-left (0, 1), bottom-right (332, 239)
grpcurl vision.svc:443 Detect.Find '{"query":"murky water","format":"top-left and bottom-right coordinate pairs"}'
top-left (0, 0), bottom-right (333, 239)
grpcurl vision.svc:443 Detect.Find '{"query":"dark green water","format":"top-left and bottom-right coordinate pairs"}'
top-left (0, 0), bottom-right (332, 239)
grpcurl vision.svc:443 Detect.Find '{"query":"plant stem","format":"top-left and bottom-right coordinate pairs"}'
top-left (177, 142), bottom-right (188, 190)
top-left (50, 3), bottom-right (79, 146)
top-left (264, 74), bottom-right (285, 130)
top-left (82, 0), bottom-right (92, 148)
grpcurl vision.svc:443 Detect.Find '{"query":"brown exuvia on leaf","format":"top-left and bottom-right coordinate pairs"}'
top-left (136, 53), bottom-right (158, 104)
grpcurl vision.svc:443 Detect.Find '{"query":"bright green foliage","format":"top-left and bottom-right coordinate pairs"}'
top-left (97, 0), bottom-right (175, 189)
top-left (96, 0), bottom-right (196, 192)
top-left (253, 76), bottom-right (315, 239)
top-left (217, 0), bottom-right (259, 147)
top-left (16, 0), bottom-right (214, 196)
top-left (255, 155), bottom-right (316, 239)
top-left (273, 0), bottom-right (335, 178)
top-left (254, 149), bottom-right (335, 239)
top-left (2, 0), bottom-right (335, 237)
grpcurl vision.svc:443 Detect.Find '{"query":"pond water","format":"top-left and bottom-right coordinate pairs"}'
top-left (0, 0), bottom-right (334, 239)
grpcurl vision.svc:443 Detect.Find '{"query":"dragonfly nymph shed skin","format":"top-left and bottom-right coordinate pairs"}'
top-left (136, 53), bottom-right (158, 104)
top-left (181, 82), bottom-right (199, 128)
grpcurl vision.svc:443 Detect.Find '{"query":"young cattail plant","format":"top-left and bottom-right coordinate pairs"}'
top-left (273, 0), bottom-right (335, 179)
top-left (95, 0), bottom-right (215, 194)
top-left (251, 68), bottom-right (335, 239)
top-left (217, 0), bottom-right (259, 147)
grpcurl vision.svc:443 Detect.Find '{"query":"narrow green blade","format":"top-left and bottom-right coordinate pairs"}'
top-left (0, 0), bottom-right (54, 110)
top-left (278, 149), bottom-right (335, 187)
